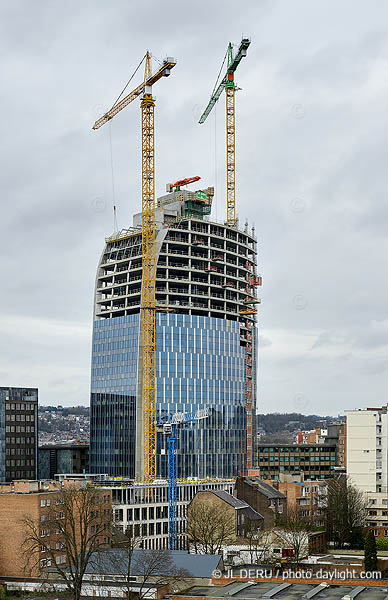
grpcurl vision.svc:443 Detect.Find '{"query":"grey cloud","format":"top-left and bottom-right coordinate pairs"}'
top-left (259, 335), bottom-right (272, 348)
top-left (1, 0), bottom-right (388, 413)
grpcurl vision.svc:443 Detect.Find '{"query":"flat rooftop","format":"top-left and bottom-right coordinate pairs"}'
top-left (178, 581), bottom-right (388, 600)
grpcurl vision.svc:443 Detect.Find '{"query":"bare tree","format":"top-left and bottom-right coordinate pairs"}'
top-left (22, 484), bottom-right (111, 600)
top-left (245, 522), bottom-right (273, 564)
top-left (325, 476), bottom-right (366, 548)
top-left (275, 508), bottom-right (313, 566)
top-left (98, 527), bottom-right (191, 600)
top-left (105, 526), bottom-right (145, 600)
top-left (187, 500), bottom-right (235, 554)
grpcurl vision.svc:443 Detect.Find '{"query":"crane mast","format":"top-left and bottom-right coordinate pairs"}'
top-left (141, 53), bottom-right (157, 482)
top-left (199, 38), bottom-right (250, 226)
top-left (157, 409), bottom-right (209, 549)
top-left (92, 51), bottom-right (176, 482)
top-left (226, 44), bottom-right (236, 226)
top-left (199, 39), bottom-right (254, 474)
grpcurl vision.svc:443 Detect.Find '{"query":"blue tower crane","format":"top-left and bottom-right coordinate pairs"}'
top-left (157, 408), bottom-right (209, 550)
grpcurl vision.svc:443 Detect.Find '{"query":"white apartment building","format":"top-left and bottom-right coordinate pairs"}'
top-left (346, 406), bottom-right (388, 494)
top-left (346, 406), bottom-right (388, 536)
top-left (96, 478), bottom-right (235, 550)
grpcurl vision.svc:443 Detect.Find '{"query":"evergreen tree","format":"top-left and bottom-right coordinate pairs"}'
top-left (364, 530), bottom-right (377, 572)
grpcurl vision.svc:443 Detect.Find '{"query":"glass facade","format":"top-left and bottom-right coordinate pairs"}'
top-left (155, 312), bottom-right (247, 478)
top-left (90, 312), bottom-right (247, 478)
top-left (90, 314), bottom-right (139, 476)
top-left (90, 200), bottom-right (258, 480)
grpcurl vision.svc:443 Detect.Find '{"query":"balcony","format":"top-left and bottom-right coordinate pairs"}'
top-left (168, 274), bottom-right (189, 281)
top-left (168, 248), bottom-right (189, 257)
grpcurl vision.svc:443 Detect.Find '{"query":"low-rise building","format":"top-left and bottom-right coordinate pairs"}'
top-left (267, 476), bottom-right (328, 528)
top-left (188, 490), bottom-right (264, 543)
top-left (296, 428), bottom-right (328, 445)
top-left (258, 443), bottom-right (337, 480)
top-left (0, 479), bottom-right (111, 577)
top-left (98, 478), bottom-right (235, 550)
top-left (365, 491), bottom-right (388, 537)
top-left (170, 577), bottom-right (388, 600)
top-left (235, 477), bottom-right (286, 530)
top-left (85, 548), bottom-right (223, 588)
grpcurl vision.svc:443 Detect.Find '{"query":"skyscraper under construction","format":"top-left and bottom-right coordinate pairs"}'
top-left (90, 185), bottom-right (259, 479)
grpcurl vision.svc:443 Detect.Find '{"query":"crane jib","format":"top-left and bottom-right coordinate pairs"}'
top-left (198, 38), bottom-right (250, 124)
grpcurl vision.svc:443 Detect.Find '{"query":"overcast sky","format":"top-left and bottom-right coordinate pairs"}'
top-left (1, 0), bottom-right (387, 415)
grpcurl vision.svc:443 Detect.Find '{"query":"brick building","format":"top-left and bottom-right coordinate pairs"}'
top-left (188, 490), bottom-right (263, 544)
top-left (0, 479), bottom-right (111, 577)
top-left (267, 477), bottom-right (328, 528)
top-left (234, 477), bottom-right (286, 530)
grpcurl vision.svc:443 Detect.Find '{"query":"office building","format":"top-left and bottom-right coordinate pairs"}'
top-left (99, 478), bottom-right (234, 550)
top-left (257, 443), bottom-right (337, 480)
top-left (325, 422), bottom-right (346, 469)
top-left (38, 443), bottom-right (89, 479)
top-left (0, 387), bottom-right (38, 482)
top-left (90, 186), bottom-right (259, 479)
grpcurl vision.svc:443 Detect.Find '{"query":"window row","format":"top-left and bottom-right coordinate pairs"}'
top-left (5, 403), bottom-right (36, 411)
top-left (40, 512), bottom-right (65, 521)
top-left (5, 425), bottom-right (35, 433)
top-left (5, 413), bottom-right (35, 421)
top-left (40, 527), bottom-right (63, 536)
top-left (6, 436), bottom-right (35, 445)
top-left (6, 459), bottom-right (34, 467)
top-left (6, 470), bottom-right (35, 479)
top-left (6, 447), bottom-right (34, 455)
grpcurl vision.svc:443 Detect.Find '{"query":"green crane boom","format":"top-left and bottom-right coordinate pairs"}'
top-left (198, 38), bottom-right (250, 124)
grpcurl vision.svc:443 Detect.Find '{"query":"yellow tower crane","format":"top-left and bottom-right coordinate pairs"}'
top-left (92, 52), bottom-right (177, 481)
top-left (199, 39), bottom-right (250, 226)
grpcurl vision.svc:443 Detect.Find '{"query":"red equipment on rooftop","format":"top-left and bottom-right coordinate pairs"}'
top-left (167, 176), bottom-right (201, 192)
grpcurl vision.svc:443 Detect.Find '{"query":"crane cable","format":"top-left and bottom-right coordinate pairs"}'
top-left (108, 123), bottom-right (118, 232)
top-left (111, 53), bottom-right (147, 108)
top-left (107, 52), bottom-right (149, 232)
top-left (210, 47), bottom-right (228, 96)
top-left (214, 102), bottom-right (218, 222)
top-left (209, 48), bottom-right (228, 224)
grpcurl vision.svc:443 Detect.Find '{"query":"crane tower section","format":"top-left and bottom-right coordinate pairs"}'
top-left (199, 38), bottom-right (250, 227)
top-left (91, 51), bottom-right (176, 482)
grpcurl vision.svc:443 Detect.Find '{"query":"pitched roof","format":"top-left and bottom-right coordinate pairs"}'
top-left (244, 478), bottom-right (286, 499)
top-left (211, 490), bottom-right (249, 508)
top-left (85, 549), bottom-right (222, 578)
top-left (210, 490), bottom-right (264, 520)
